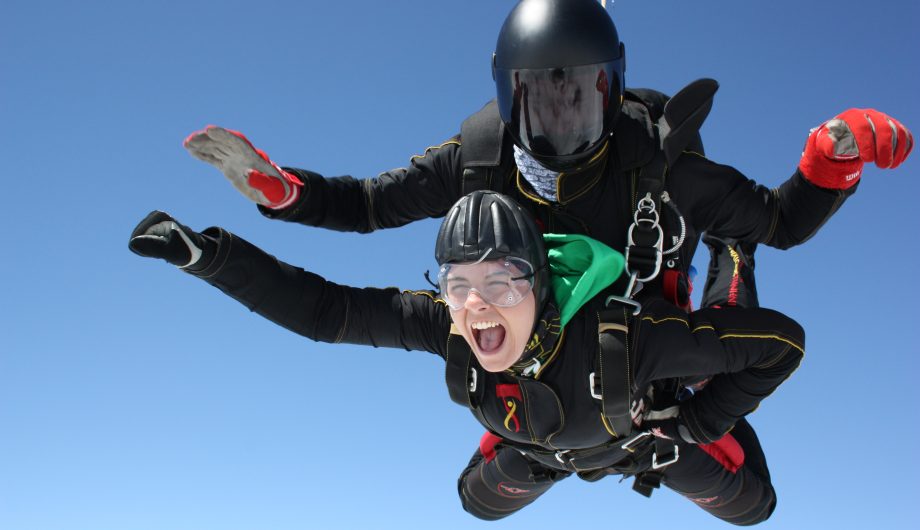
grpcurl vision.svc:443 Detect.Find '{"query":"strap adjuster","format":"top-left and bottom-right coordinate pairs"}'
top-left (589, 372), bottom-right (602, 400)
top-left (651, 444), bottom-right (680, 469)
top-left (554, 450), bottom-right (572, 466)
top-left (620, 431), bottom-right (653, 453)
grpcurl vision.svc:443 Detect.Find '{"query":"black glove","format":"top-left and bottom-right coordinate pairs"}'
top-left (129, 211), bottom-right (216, 271)
top-left (641, 406), bottom-right (698, 444)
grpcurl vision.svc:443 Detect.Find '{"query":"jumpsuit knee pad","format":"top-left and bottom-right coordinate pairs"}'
top-left (456, 446), bottom-right (565, 520)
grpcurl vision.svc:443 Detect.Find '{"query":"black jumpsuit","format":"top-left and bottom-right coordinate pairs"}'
top-left (186, 227), bottom-right (804, 526)
top-left (258, 95), bottom-right (854, 307)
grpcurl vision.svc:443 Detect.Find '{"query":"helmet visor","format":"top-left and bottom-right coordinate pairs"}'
top-left (495, 59), bottom-right (623, 161)
top-left (438, 257), bottom-right (536, 310)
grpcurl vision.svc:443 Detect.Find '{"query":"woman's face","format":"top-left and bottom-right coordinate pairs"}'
top-left (441, 259), bottom-right (537, 372)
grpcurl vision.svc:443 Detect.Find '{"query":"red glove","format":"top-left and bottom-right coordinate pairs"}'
top-left (799, 109), bottom-right (913, 190)
top-left (184, 126), bottom-right (303, 209)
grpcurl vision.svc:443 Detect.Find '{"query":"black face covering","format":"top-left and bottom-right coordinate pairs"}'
top-left (495, 59), bottom-right (624, 170)
top-left (435, 191), bottom-right (551, 312)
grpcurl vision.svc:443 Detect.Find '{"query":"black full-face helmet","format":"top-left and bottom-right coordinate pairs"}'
top-left (493, 0), bottom-right (626, 171)
top-left (435, 191), bottom-right (551, 312)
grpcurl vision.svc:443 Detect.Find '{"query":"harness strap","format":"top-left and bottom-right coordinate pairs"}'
top-left (632, 471), bottom-right (663, 497)
top-left (459, 100), bottom-right (505, 195)
top-left (445, 328), bottom-right (489, 427)
top-left (595, 307), bottom-right (634, 439)
top-left (625, 79), bottom-right (719, 291)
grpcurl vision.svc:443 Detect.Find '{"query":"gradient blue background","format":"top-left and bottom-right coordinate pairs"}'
top-left (2, 1), bottom-right (918, 529)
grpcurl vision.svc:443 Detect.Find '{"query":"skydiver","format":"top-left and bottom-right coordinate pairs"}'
top-left (129, 191), bottom-right (806, 524)
top-left (184, 0), bottom-right (911, 313)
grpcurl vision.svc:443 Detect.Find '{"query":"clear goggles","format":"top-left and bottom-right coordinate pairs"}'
top-left (437, 256), bottom-right (536, 310)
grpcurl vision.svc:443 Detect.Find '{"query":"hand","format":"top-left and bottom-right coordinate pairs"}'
top-left (799, 108), bottom-right (913, 189)
top-left (184, 126), bottom-right (303, 209)
top-left (128, 211), bottom-right (215, 269)
top-left (641, 405), bottom-right (697, 444)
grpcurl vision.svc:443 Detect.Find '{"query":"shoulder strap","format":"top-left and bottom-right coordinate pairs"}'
top-left (593, 307), bottom-right (635, 439)
top-left (658, 78), bottom-right (718, 166)
top-left (459, 100), bottom-right (506, 195)
top-left (625, 79), bottom-right (719, 286)
top-left (445, 327), bottom-right (490, 426)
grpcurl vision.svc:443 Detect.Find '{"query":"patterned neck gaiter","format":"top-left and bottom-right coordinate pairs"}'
top-left (513, 145), bottom-right (559, 202)
top-left (510, 302), bottom-right (563, 379)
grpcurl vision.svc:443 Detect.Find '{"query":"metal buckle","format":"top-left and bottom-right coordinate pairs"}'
top-left (521, 359), bottom-right (542, 378)
top-left (606, 272), bottom-right (643, 316)
top-left (620, 431), bottom-right (652, 453)
top-left (651, 445), bottom-right (680, 470)
top-left (589, 372), bottom-right (602, 400)
top-left (625, 193), bottom-right (665, 283)
top-left (554, 450), bottom-right (572, 465)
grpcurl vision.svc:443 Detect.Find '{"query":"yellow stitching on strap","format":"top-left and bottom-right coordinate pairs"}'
top-left (600, 412), bottom-right (618, 438)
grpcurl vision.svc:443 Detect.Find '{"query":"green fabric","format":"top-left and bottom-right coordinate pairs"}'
top-left (543, 233), bottom-right (625, 327)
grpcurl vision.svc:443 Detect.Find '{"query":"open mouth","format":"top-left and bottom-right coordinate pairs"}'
top-left (471, 321), bottom-right (506, 355)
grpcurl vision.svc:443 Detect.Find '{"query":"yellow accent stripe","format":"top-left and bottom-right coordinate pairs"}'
top-left (402, 289), bottom-right (447, 305)
top-left (515, 169), bottom-right (552, 206)
top-left (409, 140), bottom-right (461, 162)
top-left (718, 333), bottom-right (805, 355)
top-left (640, 316), bottom-right (690, 327)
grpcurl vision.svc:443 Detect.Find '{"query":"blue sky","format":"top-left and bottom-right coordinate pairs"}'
top-left (2, 1), bottom-right (918, 529)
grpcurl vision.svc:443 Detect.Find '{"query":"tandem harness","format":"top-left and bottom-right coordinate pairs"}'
top-left (443, 309), bottom-right (680, 496)
top-left (448, 79), bottom-right (721, 494)
top-left (459, 79), bottom-right (719, 311)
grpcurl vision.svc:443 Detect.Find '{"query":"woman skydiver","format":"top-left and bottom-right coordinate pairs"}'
top-left (129, 190), bottom-right (804, 525)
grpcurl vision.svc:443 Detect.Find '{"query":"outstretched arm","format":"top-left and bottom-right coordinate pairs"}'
top-left (185, 126), bottom-right (465, 233)
top-left (129, 211), bottom-right (452, 357)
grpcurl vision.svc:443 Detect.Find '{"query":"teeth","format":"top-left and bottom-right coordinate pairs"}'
top-left (471, 321), bottom-right (500, 330)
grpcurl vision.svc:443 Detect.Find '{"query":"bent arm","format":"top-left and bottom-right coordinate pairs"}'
top-left (633, 300), bottom-right (804, 444)
top-left (187, 227), bottom-right (451, 357)
top-left (680, 155), bottom-right (855, 249)
top-left (257, 139), bottom-right (464, 233)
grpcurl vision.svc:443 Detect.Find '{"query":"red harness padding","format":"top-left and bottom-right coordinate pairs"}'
top-left (480, 432), bottom-right (503, 463)
top-left (699, 432), bottom-right (745, 473)
top-left (662, 269), bottom-right (693, 311)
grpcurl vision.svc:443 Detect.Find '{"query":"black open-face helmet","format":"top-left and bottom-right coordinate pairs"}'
top-left (435, 191), bottom-right (551, 312)
top-left (493, 0), bottom-right (626, 171)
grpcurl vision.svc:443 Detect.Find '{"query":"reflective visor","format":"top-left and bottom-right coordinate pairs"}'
top-left (495, 59), bottom-right (623, 162)
top-left (437, 257), bottom-right (535, 310)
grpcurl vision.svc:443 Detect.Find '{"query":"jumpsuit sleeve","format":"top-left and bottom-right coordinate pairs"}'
top-left (255, 138), bottom-right (465, 233)
top-left (676, 154), bottom-right (856, 249)
top-left (186, 227), bottom-right (453, 359)
top-left (632, 300), bottom-right (805, 444)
